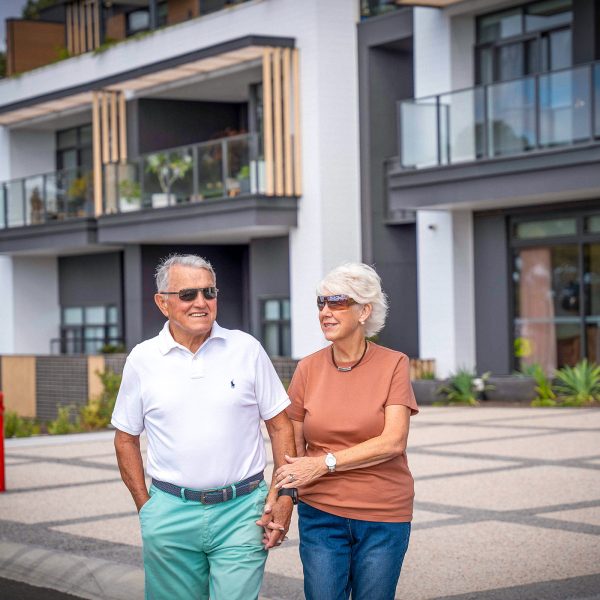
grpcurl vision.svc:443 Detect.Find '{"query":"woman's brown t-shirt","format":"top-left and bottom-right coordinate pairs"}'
top-left (286, 343), bottom-right (418, 522)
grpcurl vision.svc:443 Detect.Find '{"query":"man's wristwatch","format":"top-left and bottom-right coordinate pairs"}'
top-left (277, 487), bottom-right (298, 504)
top-left (325, 452), bottom-right (337, 473)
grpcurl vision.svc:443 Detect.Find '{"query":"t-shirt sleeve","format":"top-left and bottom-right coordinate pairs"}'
top-left (286, 362), bottom-right (306, 421)
top-left (385, 354), bottom-right (419, 415)
top-left (111, 358), bottom-right (145, 435)
top-left (254, 344), bottom-right (291, 421)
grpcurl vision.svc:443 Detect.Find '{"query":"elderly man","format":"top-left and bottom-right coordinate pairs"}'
top-left (112, 254), bottom-right (297, 600)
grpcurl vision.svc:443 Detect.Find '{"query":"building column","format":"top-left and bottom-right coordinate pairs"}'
top-left (417, 210), bottom-right (476, 377)
top-left (123, 245), bottom-right (144, 350)
top-left (0, 257), bottom-right (15, 354)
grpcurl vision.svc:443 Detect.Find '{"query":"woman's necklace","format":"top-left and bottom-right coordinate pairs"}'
top-left (331, 340), bottom-right (368, 372)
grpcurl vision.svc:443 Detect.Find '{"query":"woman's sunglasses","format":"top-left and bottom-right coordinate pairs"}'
top-left (317, 294), bottom-right (357, 311)
top-left (161, 287), bottom-right (219, 302)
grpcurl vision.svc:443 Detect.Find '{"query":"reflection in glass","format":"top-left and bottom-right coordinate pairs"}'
top-left (488, 77), bottom-right (536, 156)
top-left (64, 307), bottom-right (84, 325)
top-left (539, 67), bottom-right (589, 146)
top-left (197, 141), bottom-right (224, 200)
top-left (514, 245), bottom-right (580, 372)
top-left (595, 65), bottom-right (600, 137)
top-left (525, 0), bottom-right (572, 32)
top-left (549, 28), bottom-right (572, 71)
top-left (515, 218), bottom-right (576, 239)
top-left (478, 9), bottom-right (522, 42)
top-left (498, 43), bottom-right (523, 81)
top-left (264, 300), bottom-right (280, 320)
top-left (439, 88), bottom-right (485, 163)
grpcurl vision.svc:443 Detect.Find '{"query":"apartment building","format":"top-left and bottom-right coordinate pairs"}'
top-left (0, 0), bottom-right (361, 359)
top-left (359, 0), bottom-right (600, 376)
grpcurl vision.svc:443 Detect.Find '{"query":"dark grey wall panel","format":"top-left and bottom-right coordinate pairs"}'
top-left (358, 9), bottom-right (418, 356)
top-left (59, 252), bottom-right (122, 306)
top-left (474, 212), bottom-right (511, 375)
top-left (123, 245), bottom-right (144, 350)
top-left (572, 0), bottom-right (600, 64)
top-left (249, 236), bottom-right (290, 340)
top-left (134, 99), bottom-right (245, 155)
top-left (36, 356), bottom-right (88, 422)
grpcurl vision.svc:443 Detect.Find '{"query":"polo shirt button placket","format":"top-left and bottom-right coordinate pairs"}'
top-left (191, 354), bottom-right (205, 379)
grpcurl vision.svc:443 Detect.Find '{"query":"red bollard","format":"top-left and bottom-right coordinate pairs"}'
top-left (0, 391), bottom-right (5, 492)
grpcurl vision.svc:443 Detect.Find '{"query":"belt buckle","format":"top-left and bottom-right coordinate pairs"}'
top-left (200, 491), bottom-right (208, 504)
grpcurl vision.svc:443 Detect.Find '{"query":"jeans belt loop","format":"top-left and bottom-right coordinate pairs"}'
top-left (231, 483), bottom-right (237, 500)
top-left (180, 487), bottom-right (188, 502)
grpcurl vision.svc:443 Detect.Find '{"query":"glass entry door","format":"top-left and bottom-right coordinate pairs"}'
top-left (512, 214), bottom-right (600, 372)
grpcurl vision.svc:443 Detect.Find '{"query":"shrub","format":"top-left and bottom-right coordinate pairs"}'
top-left (79, 369), bottom-right (121, 430)
top-left (48, 405), bottom-right (79, 435)
top-left (435, 369), bottom-right (493, 406)
top-left (554, 359), bottom-right (600, 406)
top-left (520, 363), bottom-right (557, 407)
top-left (3, 411), bottom-right (40, 438)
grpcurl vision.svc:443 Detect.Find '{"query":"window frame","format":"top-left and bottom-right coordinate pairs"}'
top-left (260, 296), bottom-right (291, 358)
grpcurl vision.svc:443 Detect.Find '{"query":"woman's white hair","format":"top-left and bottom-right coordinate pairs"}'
top-left (155, 254), bottom-right (216, 292)
top-left (317, 263), bottom-right (388, 338)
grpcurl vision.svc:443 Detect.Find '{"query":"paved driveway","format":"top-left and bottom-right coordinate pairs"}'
top-left (0, 406), bottom-right (599, 599)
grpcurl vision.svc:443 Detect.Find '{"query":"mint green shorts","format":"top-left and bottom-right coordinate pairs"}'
top-left (139, 480), bottom-right (269, 600)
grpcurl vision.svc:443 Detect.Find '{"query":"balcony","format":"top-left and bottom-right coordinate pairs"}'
top-left (398, 62), bottom-right (600, 170)
top-left (386, 62), bottom-right (600, 216)
top-left (103, 133), bottom-right (265, 213)
top-left (0, 166), bottom-right (94, 230)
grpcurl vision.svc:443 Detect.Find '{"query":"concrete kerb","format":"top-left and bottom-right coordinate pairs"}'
top-left (0, 540), bottom-right (144, 600)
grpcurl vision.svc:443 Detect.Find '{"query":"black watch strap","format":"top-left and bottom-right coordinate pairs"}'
top-left (277, 487), bottom-right (298, 504)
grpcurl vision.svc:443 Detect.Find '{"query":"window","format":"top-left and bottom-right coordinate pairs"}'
top-left (261, 298), bottom-right (291, 357)
top-left (125, 2), bottom-right (167, 36)
top-left (511, 212), bottom-right (600, 372)
top-left (476, 0), bottom-right (572, 85)
top-left (59, 305), bottom-right (121, 354)
top-left (56, 124), bottom-right (93, 172)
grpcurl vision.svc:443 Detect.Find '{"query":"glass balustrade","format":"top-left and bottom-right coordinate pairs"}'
top-left (103, 133), bottom-right (265, 214)
top-left (0, 166), bottom-right (93, 229)
top-left (398, 61), bottom-right (600, 169)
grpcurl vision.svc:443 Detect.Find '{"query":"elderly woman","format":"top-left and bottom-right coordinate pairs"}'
top-left (274, 263), bottom-right (418, 600)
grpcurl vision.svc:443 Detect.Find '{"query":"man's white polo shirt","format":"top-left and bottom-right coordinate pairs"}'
top-left (111, 321), bottom-right (290, 489)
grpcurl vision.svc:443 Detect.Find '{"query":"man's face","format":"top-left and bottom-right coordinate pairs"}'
top-left (154, 265), bottom-right (217, 344)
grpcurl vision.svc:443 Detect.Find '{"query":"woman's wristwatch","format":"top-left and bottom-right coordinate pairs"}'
top-left (277, 488), bottom-right (298, 504)
top-left (325, 452), bottom-right (337, 473)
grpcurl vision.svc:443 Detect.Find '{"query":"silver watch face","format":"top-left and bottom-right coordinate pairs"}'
top-left (325, 453), bottom-right (336, 467)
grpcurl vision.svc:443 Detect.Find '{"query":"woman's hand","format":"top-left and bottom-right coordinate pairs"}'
top-left (274, 454), bottom-right (328, 489)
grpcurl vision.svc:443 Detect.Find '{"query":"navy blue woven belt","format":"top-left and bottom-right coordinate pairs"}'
top-left (151, 471), bottom-right (264, 504)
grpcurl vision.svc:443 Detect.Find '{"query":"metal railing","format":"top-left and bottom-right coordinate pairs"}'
top-left (0, 166), bottom-right (94, 230)
top-left (398, 61), bottom-right (600, 169)
top-left (103, 133), bottom-right (265, 214)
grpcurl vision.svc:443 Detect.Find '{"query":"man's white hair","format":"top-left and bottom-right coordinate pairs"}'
top-left (155, 254), bottom-right (216, 292)
top-left (317, 263), bottom-right (388, 338)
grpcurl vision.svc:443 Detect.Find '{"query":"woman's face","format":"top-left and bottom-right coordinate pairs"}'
top-left (318, 289), bottom-right (367, 342)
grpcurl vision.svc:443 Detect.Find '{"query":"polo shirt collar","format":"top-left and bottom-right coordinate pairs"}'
top-left (157, 320), bottom-right (227, 355)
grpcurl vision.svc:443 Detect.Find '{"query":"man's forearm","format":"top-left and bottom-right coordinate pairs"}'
top-left (114, 430), bottom-right (149, 512)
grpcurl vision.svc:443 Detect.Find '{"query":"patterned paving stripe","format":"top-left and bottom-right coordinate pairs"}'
top-left (433, 573), bottom-right (600, 600)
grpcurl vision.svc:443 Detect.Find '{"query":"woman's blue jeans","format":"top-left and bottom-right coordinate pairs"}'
top-left (298, 501), bottom-right (411, 600)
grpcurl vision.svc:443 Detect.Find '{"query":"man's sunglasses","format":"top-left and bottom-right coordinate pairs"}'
top-left (161, 287), bottom-right (219, 302)
top-left (317, 294), bottom-right (357, 311)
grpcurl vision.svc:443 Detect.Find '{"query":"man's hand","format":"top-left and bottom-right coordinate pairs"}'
top-left (256, 495), bottom-right (293, 550)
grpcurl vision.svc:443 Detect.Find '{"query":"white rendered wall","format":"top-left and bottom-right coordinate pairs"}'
top-left (413, 7), bottom-right (452, 98)
top-left (0, 257), bottom-right (15, 353)
top-left (12, 257), bottom-right (60, 354)
top-left (0, 126), bottom-right (10, 181)
top-left (417, 210), bottom-right (476, 377)
top-left (9, 129), bottom-right (56, 179)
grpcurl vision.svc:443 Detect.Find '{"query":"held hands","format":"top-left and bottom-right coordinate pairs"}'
top-left (256, 494), bottom-right (293, 550)
top-left (274, 454), bottom-right (328, 489)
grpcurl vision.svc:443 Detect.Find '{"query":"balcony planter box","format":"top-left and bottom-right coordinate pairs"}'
top-left (412, 379), bottom-right (443, 405)
top-left (485, 377), bottom-right (536, 403)
top-left (119, 197), bottom-right (141, 212)
top-left (412, 376), bottom-right (537, 406)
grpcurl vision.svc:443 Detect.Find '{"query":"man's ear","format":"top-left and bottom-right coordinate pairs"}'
top-left (154, 293), bottom-right (169, 318)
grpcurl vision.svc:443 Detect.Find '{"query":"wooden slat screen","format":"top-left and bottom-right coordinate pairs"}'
top-left (261, 47), bottom-right (302, 197)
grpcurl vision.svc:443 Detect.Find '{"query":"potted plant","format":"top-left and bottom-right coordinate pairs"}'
top-left (118, 179), bottom-right (141, 212)
top-left (146, 152), bottom-right (192, 207)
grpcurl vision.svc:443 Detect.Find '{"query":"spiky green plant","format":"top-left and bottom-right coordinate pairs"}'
top-left (520, 363), bottom-right (557, 406)
top-left (553, 359), bottom-right (600, 406)
top-left (435, 370), bottom-right (492, 406)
